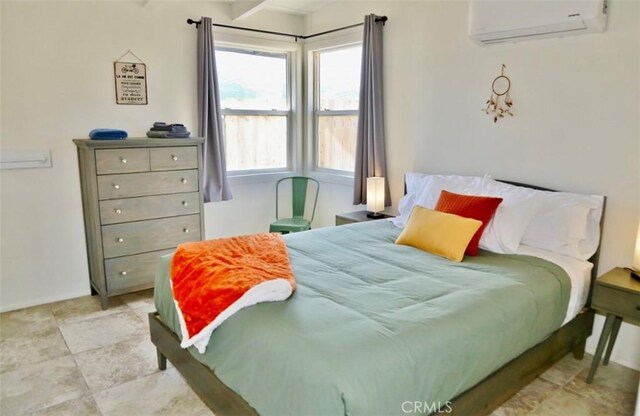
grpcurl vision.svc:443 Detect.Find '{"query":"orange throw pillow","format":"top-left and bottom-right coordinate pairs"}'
top-left (435, 190), bottom-right (503, 256)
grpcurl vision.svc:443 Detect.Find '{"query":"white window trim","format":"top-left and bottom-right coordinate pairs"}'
top-left (212, 32), bottom-right (303, 183)
top-left (303, 30), bottom-right (362, 187)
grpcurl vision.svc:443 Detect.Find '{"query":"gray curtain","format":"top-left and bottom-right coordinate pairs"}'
top-left (353, 14), bottom-right (390, 206)
top-left (198, 16), bottom-right (232, 202)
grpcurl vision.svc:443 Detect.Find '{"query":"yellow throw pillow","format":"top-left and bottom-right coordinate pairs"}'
top-left (395, 206), bottom-right (483, 262)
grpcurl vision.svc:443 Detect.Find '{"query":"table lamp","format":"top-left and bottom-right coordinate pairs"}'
top-left (366, 177), bottom-right (385, 219)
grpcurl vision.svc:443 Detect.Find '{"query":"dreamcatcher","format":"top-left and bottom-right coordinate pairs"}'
top-left (483, 64), bottom-right (513, 123)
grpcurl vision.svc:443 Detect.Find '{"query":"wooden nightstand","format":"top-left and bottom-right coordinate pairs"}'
top-left (587, 267), bottom-right (640, 383)
top-left (335, 210), bottom-right (394, 226)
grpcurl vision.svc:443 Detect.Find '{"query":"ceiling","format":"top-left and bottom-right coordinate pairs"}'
top-left (264, 0), bottom-right (337, 16)
top-left (219, 0), bottom-right (338, 21)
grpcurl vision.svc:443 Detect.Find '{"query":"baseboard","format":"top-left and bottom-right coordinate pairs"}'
top-left (600, 354), bottom-right (640, 372)
top-left (0, 289), bottom-right (91, 313)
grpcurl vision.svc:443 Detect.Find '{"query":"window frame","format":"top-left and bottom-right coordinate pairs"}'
top-left (213, 34), bottom-right (302, 182)
top-left (304, 33), bottom-right (363, 185)
top-left (313, 44), bottom-right (361, 175)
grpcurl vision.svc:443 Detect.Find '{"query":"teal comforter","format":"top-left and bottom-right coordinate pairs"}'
top-left (155, 220), bottom-right (570, 416)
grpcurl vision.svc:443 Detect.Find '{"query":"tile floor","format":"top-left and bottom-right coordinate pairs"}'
top-left (0, 289), bottom-right (638, 415)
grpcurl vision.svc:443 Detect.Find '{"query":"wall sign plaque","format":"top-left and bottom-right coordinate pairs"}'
top-left (114, 61), bottom-right (148, 105)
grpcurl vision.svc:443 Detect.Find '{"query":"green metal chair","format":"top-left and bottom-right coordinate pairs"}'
top-left (269, 176), bottom-right (320, 234)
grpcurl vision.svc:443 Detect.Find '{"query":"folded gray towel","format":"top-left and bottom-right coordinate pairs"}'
top-left (147, 130), bottom-right (191, 139)
top-left (151, 122), bottom-right (187, 132)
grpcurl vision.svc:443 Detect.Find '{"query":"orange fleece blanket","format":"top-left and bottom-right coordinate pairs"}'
top-left (171, 233), bottom-right (296, 353)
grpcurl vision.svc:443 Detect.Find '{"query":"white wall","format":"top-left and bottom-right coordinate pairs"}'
top-left (0, 0), bottom-right (303, 311)
top-left (306, 1), bottom-right (640, 369)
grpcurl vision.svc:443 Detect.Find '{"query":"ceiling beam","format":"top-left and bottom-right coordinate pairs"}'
top-left (229, 0), bottom-right (268, 21)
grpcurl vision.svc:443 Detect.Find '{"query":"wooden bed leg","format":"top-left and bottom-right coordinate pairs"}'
top-left (157, 349), bottom-right (167, 370)
top-left (572, 340), bottom-right (586, 360)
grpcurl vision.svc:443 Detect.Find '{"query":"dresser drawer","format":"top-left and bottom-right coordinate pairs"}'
top-left (102, 214), bottom-right (201, 258)
top-left (100, 192), bottom-right (200, 225)
top-left (97, 170), bottom-right (198, 200)
top-left (105, 249), bottom-right (174, 293)
top-left (593, 285), bottom-right (640, 322)
top-left (96, 148), bottom-right (149, 174)
top-left (74, 138), bottom-right (204, 309)
top-left (150, 146), bottom-right (198, 171)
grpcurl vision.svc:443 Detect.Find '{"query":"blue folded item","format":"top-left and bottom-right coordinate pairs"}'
top-left (89, 129), bottom-right (128, 140)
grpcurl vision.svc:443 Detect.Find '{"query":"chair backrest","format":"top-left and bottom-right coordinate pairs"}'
top-left (275, 176), bottom-right (320, 222)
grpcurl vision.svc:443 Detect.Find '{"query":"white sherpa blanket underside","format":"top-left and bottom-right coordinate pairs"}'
top-left (173, 278), bottom-right (293, 353)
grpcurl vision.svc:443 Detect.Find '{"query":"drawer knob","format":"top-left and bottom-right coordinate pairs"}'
top-left (181, 178), bottom-right (188, 184)
top-left (183, 228), bottom-right (190, 233)
top-left (120, 271), bottom-right (127, 276)
top-left (115, 209), bottom-right (122, 214)
top-left (637, 305), bottom-right (640, 311)
top-left (116, 237), bottom-right (124, 243)
top-left (113, 184), bottom-right (120, 190)
top-left (172, 155), bottom-right (178, 161)
top-left (121, 158), bottom-right (127, 164)
top-left (182, 201), bottom-right (188, 207)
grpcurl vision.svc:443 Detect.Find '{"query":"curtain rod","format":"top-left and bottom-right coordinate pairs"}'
top-left (186, 16), bottom-right (387, 41)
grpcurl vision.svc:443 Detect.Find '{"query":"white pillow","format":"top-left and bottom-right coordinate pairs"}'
top-left (391, 172), bottom-right (432, 227)
top-left (522, 191), bottom-right (603, 260)
top-left (521, 191), bottom-right (603, 259)
top-left (391, 174), bottom-right (490, 227)
top-left (414, 174), bottom-right (491, 210)
top-left (477, 179), bottom-right (546, 254)
top-left (577, 195), bottom-right (605, 260)
top-left (392, 192), bottom-right (416, 227)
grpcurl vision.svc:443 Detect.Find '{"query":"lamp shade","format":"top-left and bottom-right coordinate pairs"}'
top-left (634, 220), bottom-right (640, 271)
top-left (366, 177), bottom-right (385, 214)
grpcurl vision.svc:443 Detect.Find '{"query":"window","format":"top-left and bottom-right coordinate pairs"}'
top-left (314, 45), bottom-right (362, 173)
top-left (216, 47), bottom-right (290, 172)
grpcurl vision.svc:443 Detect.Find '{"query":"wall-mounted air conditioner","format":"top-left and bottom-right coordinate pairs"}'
top-left (468, 0), bottom-right (608, 45)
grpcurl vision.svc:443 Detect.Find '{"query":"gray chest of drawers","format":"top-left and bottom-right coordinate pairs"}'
top-left (73, 138), bottom-right (205, 309)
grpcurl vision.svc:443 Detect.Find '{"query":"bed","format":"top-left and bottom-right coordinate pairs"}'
top-left (149, 177), bottom-right (605, 415)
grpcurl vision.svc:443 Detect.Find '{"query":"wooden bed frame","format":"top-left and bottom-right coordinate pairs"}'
top-left (149, 180), bottom-right (605, 416)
